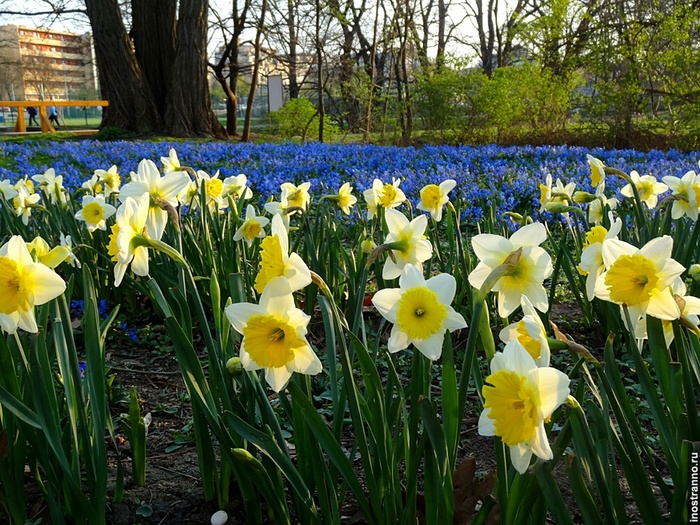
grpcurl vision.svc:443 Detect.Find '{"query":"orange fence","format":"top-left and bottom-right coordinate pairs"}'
top-left (0, 100), bottom-right (109, 133)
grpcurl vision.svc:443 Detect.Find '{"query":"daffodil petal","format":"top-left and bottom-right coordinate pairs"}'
top-left (371, 289), bottom-right (402, 322)
top-left (259, 276), bottom-right (296, 314)
top-left (225, 303), bottom-right (266, 333)
top-left (509, 443), bottom-right (533, 474)
top-left (509, 222), bottom-right (547, 248)
top-left (284, 253), bottom-right (312, 292)
top-left (412, 331), bottom-right (445, 360)
top-left (265, 366), bottom-right (292, 393)
top-left (647, 289), bottom-right (681, 320)
top-left (387, 324), bottom-right (410, 353)
top-left (529, 423), bottom-right (553, 461)
top-left (472, 234), bottom-right (512, 267)
top-left (28, 263), bottom-right (67, 304)
top-left (478, 409), bottom-right (496, 436)
top-left (384, 208), bottom-right (409, 231)
top-left (291, 345), bottom-right (322, 375)
top-left (530, 367), bottom-right (570, 418)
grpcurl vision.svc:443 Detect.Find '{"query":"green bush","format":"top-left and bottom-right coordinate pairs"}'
top-left (269, 98), bottom-right (338, 141)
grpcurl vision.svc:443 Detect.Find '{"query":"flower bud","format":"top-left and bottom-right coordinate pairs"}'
top-left (689, 264), bottom-right (700, 282)
top-left (360, 239), bottom-right (377, 254)
top-left (226, 357), bottom-right (243, 375)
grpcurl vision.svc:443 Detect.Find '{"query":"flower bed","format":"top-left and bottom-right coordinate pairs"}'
top-left (0, 142), bottom-right (699, 525)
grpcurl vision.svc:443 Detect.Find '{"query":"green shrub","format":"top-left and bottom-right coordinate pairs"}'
top-left (269, 98), bottom-right (338, 140)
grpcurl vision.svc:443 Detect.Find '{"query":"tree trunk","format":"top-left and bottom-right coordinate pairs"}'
top-left (165, 0), bottom-right (226, 137)
top-left (131, 0), bottom-right (177, 116)
top-left (84, 0), bottom-right (160, 132)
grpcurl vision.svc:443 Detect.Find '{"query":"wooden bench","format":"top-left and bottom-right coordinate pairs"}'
top-left (0, 100), bottom-right (109, 133)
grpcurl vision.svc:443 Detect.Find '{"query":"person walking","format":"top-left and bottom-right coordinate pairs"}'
top-left (27, 106), bottom-right (38, 126)
top-left (48, 106), bottom-right (59, 128)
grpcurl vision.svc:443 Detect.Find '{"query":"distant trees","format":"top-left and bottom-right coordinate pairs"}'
top-left (2, 0), bottom-right (700, 146)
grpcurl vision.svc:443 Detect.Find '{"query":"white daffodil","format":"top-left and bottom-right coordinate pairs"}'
top-left (0, 179), bottom-right (19, 201)
top-left (234, 205), bottom-right (270, 247)
top-left (26, 236), bottom-right (69, 269)
top-left (381, 208), bottom-right (433, 280)
top-left (222, 173), bottom-right (253, 201)
top-left (620, 171), bottom-right (668, 209)
top-left (363, 178), bottom-right (406, 219)
top-left (478, 340), bottom-right (570, 474)
top-left (281, 182), bottom-right (311, 211)
top-left (587, 154), bottom-right (606, 188)
top-left (75, 195), bottom-right (117, 232)
top-left (539, 173), bottom-right (576, 214)
top-left (0, 235), bottom-right (66, 334)
top-left (119, 158), bottom-right (190, 240)
top-left (59, 233), bottom-right (81, 268)
top-left (195, 170), bottom-right (228, 212)
top-left (108, 194), bottom-right (150, 287)
top-left (265, 182), bottom-right (311, 219)
top-left (594, 236), bottom-right (685, 326)
top-left (81, 174), bottom-right (103, 195)
top-left (578, 216), bottom-right (623, 301)
top-left (225, 276), bottom-right (322, 392)
top-left (634, 280), bottom-right (700, 348)
top-left (468, 222), bottom-right (553, 318)
top-left (587, 181), bottom-right (618, 225)
top-left (372, 264), bottom-right (466, 360)
top-left (161, 148), bottom-right (181, 173)
top-left (335, 182), bottom-right (357, 215)
top-left (417, 179), bottom-right (456, 222)
top-left (94, 165), bottom-right (121, 197)
top-left (32, 168), bottom-right (67, 206)
top-left (13, 186), bottom-right (40, 225)
top-left (662, 170), bottom-right (700, 221)
top-left (499, 295), bottom-right (551, 367)
top-left (254, 213), bottom-right (311, 294)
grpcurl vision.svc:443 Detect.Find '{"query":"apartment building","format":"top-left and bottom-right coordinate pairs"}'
top-left (0, 24), bottom-right (98, 101)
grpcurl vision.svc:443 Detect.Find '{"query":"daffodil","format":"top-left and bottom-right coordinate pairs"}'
top-left (234, 205), bottom-right (269, 246)
top-left (587, 154), bottom-right (606, 188)
top-left (620, 171), bottom-right (668, 209)
top-left (32, 168), bottom-right (67, 206)
top-left (363, 178), bottom-right (406, 219)
top-left (94, 165), bottom-right (121, 197)
top-left (539, 174), bottom-right (576, 214)
top-left (26, 236), bottom-right (69, 268)
top-left (468, 222), bottom-right (553, 318)
top-left (0, 235), bottom-right (66, 334)
top-left (75, 195), bottom-right (117, 232)
top-left (634, 280), bottom-right (700, 347)
top-left (59, 233), bottom-right (81, 268)
top-left (81, 174), bottom-right (103, 195)
top-left (371, 264), bottom-right (466, 360)
top-left (499, 295), bottom-right (550, 366)
top-left (160, 148), bottom-right (181, 173)
top-left (478, 340), bottom-right (570, 474)
top-left (578, 216), bottom-right (622, 301)
top-left (381, 208), bottom-right (432, 280)
top-left (265, 182), bottom-right (311, 218)
top-left (417, 179), bottom-right (456, 222)
top-left (335, 182), bottom-right (357, 215)
top-left (222, 173), bottom-right (253, 201)
top-left (195, 170), bottom-right (228, 212)
top-left (0, 179), bottom-right (18, 200)
top-left (109, 194), bottom-right (150, 287)
top-left (12, 186), bottom-right (40, 225)
top-left (119, 159), bottom-right (190, 240)
top-left (254, 213), bottom-right (311, 294)
top-left (225, 276), bottom-right (322, 392)
top-left (594, 236), bottom-right (685, 325)
top-left (662, 170), bottom-right (700, 221)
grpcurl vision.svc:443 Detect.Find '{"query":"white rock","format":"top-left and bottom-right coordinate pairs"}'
top-left (210, 510), bottom-right (228, 525)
